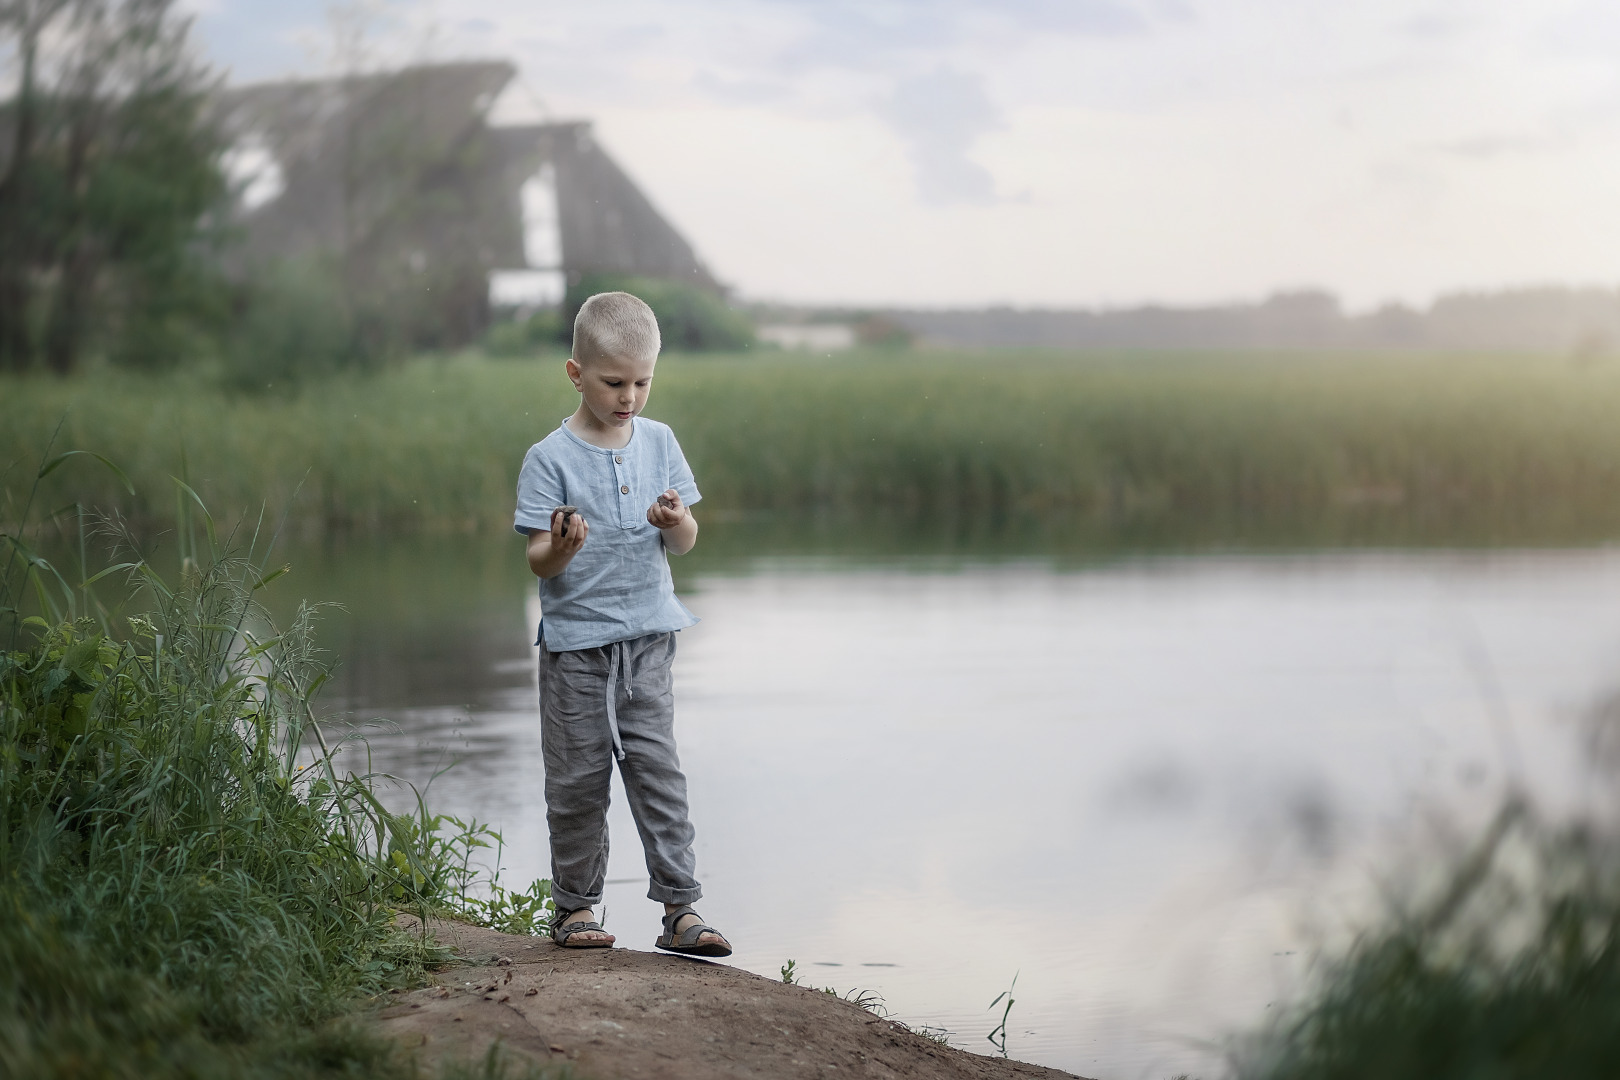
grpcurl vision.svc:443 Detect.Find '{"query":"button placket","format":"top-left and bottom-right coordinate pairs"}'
top-left (613, 452), bottom-right (634, 528)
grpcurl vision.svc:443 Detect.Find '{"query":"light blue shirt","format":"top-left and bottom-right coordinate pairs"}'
top-left (514, 417), bottom-right (701, 651)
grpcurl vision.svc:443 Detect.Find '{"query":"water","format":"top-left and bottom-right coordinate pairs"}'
top-left (288, 534), bottom-right (1620, 1079)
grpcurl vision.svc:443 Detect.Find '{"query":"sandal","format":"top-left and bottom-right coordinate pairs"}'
top-left (655, 905), bottom-right (732, 958)
top-left (551, 910), bottom-right (614, 949)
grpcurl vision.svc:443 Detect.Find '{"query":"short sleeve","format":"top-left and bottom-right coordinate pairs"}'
top-left (514, 444), bottom-right (566, 535)
top-left (665, 427), bottom-right (701, 507)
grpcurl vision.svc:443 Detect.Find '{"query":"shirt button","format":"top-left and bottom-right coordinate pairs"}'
top-left (621, 485), bottom-right (630, 494)
top-left (615, 456), bottom-right (623, 464)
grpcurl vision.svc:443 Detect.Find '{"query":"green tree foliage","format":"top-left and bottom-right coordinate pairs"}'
top-left (484, 305), bottom-right (567, 358)
top-left (566, 273), bottom-right (755, 352)
top-left (222, 258), bottom-right (361, 391)
top-left (853, 313), bottom-right (914, 349)
top-left (0, 0), bottom-right (225, 375)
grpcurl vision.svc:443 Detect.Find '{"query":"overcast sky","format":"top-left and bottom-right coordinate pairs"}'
top-left (191, 0), bottom-right (1620, 309)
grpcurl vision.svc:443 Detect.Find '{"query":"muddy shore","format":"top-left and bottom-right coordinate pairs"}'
top-left (374, 920), bottom-right (1089, 1080)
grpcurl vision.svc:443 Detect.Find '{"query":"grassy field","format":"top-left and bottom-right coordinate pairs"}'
top-left (7, 348), bottom-right (1620, 543)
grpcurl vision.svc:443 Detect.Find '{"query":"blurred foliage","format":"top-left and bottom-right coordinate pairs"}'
top-left (854, 313), bottom-right (914, 349)
top-left (222, 254), bottom-right (453, 392)
top-left (0, 0), bottom-right (228, 375)
top-left (484, 307), bottom-right (568, 358)
top-left (567, 273), bottom-right (755, 352)
top-left (224, 258), bottom-right (361, 390)
top-left (1238, 800), bottom-right (1620, 1080)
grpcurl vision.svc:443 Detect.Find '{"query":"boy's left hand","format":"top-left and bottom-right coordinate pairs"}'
top-left (647, 489), bottom-right (686, 529)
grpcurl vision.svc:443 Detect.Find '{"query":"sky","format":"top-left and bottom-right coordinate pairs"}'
top-left (189, 0), bottom-right (1620, 310)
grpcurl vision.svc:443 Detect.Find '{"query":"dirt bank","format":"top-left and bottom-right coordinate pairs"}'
top-left (373, 920), bottom-right (1088, 1080)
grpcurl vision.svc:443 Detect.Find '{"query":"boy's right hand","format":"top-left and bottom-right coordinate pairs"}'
top-left (550, 506), bottom-right (589, 555)
top-left (526, 507), bottom-right (589, 579)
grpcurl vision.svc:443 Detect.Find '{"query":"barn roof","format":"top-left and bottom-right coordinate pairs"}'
top-left (217, 60), bottom-right (717, 290)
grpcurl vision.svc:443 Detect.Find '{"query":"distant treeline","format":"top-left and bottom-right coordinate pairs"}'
top-left (884, 287), bottom-right (1620, 354)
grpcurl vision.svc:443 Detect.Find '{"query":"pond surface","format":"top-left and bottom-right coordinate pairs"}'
top-left (285, 531), bottom-right (1620, 1079)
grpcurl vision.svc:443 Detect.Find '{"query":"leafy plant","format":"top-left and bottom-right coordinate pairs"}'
top-left (463, 878), bottom-right (557, 937)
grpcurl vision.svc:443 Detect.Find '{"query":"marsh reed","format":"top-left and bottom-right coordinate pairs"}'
top-left (7, 349), bottom-right (1620, 539)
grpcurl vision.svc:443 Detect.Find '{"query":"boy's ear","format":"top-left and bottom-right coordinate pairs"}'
top-left (565, 357), bottom-right (582, 389)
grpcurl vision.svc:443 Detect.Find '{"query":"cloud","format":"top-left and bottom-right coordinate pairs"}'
top-left (1397, 11), bottom-right (1469, 40)
top-left (983, 0), bottom-right (1146, 35)
top-left (766, 0), bottom-right (1146, 40)
top-left (691, 69), bottom-right (796, 104)
top-left (1431, 131), bottom-right (1563, 159)
top-left (747, 0), bottom-right (1146, 76)
top-left (1538, 0), bottom-right (1620, 59)
top-left (881, 67), bottom-right (1004, 205)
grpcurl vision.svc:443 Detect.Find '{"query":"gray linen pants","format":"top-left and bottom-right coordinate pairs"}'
top-left (538, 630), bottom-right (702, 913)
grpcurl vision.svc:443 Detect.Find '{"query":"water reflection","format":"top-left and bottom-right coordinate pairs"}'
top-left (288, 534), bottom-right (1620, 1079)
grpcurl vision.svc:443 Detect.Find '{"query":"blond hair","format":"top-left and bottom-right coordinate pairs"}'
top-left (572, 291), bottom-right (661, 365)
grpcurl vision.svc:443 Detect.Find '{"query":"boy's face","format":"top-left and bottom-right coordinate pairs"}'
top-left (566, 349), bottom-right (658, 432)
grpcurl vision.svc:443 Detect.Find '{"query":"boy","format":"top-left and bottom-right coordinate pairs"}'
top-left (513, 291), bottom-right (730, 957)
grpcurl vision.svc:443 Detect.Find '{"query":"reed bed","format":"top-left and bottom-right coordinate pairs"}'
top-left (6, 349), bottom-right (1620, 538)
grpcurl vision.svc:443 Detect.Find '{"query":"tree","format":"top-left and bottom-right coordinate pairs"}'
top-left (566, 273), bottom-right (755, 353)
top-left (0, 0), bottom-right (224, 374)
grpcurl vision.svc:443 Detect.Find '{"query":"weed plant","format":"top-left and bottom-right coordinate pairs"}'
top-left (986, 973), bottom-right (1017, 1059)
top-left (10, 350), bottom-right (1620, 542)
top-left (1238, 800), bottom-right (1620, 1079)
top-left (0, 458), bottom-right (554, 1077)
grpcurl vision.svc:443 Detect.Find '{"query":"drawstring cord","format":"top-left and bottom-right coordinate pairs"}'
top-left (604, 639), bottom-right (634, 761)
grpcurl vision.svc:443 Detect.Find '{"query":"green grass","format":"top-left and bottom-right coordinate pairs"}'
top-left (8, 349), bottom-right (1620, 542)
top-left (0, 490), bottom-right (559, 1078)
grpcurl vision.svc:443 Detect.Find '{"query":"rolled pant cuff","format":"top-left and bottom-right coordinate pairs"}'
top-left (648, 883), bottom-right (702, 906)
top-left (550, 887), bottom-right (602, 914)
